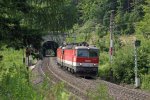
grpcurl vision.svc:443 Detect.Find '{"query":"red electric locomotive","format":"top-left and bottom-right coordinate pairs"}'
top-left (57, 42), bottom-right (99, 77)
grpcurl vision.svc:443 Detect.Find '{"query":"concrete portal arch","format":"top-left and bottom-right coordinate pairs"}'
top-left (42, 41), bottom-right (59, 57)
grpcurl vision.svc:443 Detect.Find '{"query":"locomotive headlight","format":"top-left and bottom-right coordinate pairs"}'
top-left (73, 57), bottom-right (76, 61)
top-left (93, 64), bottom-right (97, 66)
top-left (79, 63), bottom-right (82, 66)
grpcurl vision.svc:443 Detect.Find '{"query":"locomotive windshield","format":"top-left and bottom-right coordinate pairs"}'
top-left (89, 49), bottom-right (98, 57)
top-left (77, 49), bottom-right (89, 57)
top-left (77, 49), bottom-right (98, 57)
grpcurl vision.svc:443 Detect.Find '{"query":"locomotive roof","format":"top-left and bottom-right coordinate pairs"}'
top-left (59, 42), bottom-right (98, 50)
top-left (59, 45), bottom-right (98, 50)
top-left (75, 46), bottom-right (98, 49)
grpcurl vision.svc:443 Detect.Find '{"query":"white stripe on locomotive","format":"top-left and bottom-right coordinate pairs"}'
top-left (57, 58), bottom-right (98, 67)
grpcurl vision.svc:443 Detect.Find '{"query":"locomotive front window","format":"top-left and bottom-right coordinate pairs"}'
top-left (77, 49), bottom-right (98, 57)
top-left (89, 49), bottom-right (98, 57)
top-left (77, 49), bottom-right (89, 57)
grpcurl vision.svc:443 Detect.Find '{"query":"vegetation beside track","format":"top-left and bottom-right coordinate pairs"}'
top-left (0, 47), bottom-right (70, 99)
top-left (0, 47), bottom-right (41, 99)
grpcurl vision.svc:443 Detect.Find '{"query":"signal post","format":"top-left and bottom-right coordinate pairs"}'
top-left (134, 40), bottom-right (141, 88)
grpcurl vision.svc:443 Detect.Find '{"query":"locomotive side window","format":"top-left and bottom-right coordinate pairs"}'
top-left (77, 49), bottom-right (89, 57)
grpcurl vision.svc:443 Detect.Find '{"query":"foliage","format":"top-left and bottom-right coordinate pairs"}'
top-left (111, 35), bottom-right (150, 84)
top-left (73, 0), bottom-right (113, 43)
top-left (75, 0), bottom-right (144, 39)
top-left (112, 45), bottom-right (135, 84)
top-left (0, 0), bottom-right (77, 49)
top-left (100, 51), bottom-right (109, 65)
top-left (0, 47), bottom-right (70, 99)
top-left (99, 63), bottom-right (111, 80)
top-left (50, 82), bottom-right (69, 100)
top-left (26, 0), bottom-right (77, 32)
top-left (115, 0), bottom-right (144, 34)
top-left (0, 47), bottom-right (43, 99)
top-left (78, 0), bottom-right (115, 24)
top-left (0, 0), bottom-right (41, 49)
top-left (135, 0), bottom-right (150, 38)
top-left (141, 74), bottom-right (150, 92)
top-left (137, 39), bottom-right (150, 75)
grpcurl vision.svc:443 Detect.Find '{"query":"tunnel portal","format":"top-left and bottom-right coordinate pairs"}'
top-left (42, 41), bottom-right (59, 57)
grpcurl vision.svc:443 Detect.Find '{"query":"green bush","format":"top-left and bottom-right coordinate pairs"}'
top-left (111, 35), bottom-right (150, 84)
top-left (136, 35), bottom-right (150, 75)
top-left (0, 47), bottom-right (70, 100)
top-left (98, 51), bottom-right (110, 79)
top-left (99, 63), bottom-right (112, 81)
top-left (0, 48), bottom-right (43, 100)
top-left (112, 45), bottom-right (135, 84)
top-left (99, 52), bottom-right (109, 65)
top-left (50, 82), bottom-right (69, 100)
top-left (141, 74), bottom-right (150, 91)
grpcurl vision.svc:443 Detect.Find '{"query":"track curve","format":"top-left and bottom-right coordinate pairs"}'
top-left (40, 57), bottom-right (150, 100)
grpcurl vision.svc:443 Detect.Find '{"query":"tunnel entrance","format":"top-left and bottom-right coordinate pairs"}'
top-left (42, 41), bottom-right (59, 57)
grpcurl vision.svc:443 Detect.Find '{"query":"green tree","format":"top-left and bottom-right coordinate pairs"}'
top-left (136, 0), bottom-right (150, 38)
top-left (0, 0), bottom-right (77, 49)
top-left (115, 0), bottom-right (144, 34)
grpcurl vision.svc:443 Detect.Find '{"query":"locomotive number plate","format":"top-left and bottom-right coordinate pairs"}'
top-left (85, 60), bottom-right (91, 62)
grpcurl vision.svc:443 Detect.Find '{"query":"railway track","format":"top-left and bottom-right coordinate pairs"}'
top-left (40, 57), bottom-right (150, 100)
top-left (103, 81), bottom-right (150, 100)
top-left (40, 57), bottom-right (86, 100)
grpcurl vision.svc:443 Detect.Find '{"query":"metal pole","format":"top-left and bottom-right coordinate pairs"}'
top-left (28, 48), bottom-right (30, 66)
top-left (109, 10), bottom-right (114, 81)
top-left (109, 10), bottom-right (114, 64)
top-left (72, 29), bottom-right (76, 43)
top-left (134, 44), bottom-right (137, 79)
top-left (134, 43), bottom-right (139, 87)
top-left (74, 33), bottom-right (76, 43)
top-left (23, 47), bottom-right (25, 64)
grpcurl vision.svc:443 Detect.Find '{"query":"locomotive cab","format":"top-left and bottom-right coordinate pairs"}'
top-left (74, 46), bottom-right (99, 76)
